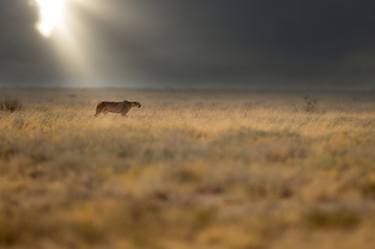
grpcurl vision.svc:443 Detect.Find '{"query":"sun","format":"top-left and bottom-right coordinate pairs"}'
top-left (35, 0), bottom-right (66, 37)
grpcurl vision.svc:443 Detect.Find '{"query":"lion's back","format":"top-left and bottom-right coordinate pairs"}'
top-left (96, 101), bottom-right (129, 113)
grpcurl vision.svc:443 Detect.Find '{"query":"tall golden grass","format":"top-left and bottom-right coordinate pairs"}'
top-left (0, 88), bottom-right (375, 249)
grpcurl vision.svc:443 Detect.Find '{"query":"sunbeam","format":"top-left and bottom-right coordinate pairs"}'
top-left (35, 0), bottom-right (66, 37)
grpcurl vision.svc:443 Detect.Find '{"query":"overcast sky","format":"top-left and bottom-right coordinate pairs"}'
top-left (1, 0), bottom-right (375, 88)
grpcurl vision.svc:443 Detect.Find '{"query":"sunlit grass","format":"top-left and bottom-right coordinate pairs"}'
top-left (0, 89), bottom-right (375, 248)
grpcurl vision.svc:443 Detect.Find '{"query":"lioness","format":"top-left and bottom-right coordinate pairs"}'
top-left (95, 101), bottom-right (141, 117)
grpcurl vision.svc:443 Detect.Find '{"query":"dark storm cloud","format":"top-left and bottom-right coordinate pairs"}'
top-left (1, 0), bottom-right (375, 88)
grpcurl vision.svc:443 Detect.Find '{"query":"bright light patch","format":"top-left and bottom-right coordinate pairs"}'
top-left (35, 0), bottom-right (65, 37)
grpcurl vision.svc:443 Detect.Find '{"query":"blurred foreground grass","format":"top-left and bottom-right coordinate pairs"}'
top-left (1, 89), bottom-right (375, 249)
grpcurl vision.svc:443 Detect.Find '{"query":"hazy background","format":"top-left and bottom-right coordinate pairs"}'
top-left (1, 0), bottom-right (375, 88)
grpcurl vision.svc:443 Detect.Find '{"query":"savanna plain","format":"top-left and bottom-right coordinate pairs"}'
top-left (1, 88), bottom-right (375, 249)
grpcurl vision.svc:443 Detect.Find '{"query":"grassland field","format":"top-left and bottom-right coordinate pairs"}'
top-left (1, 88), bottom-right (375, 249)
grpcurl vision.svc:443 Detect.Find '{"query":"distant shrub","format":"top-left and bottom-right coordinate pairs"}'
top-left (303, 95), bottom-right (318, 113)
top-left (0, 98), bottom-right (22, 113)
top-left (303, 207), bottom-right (360, 229)
top-left (360, 181), bottom-right (375, 199)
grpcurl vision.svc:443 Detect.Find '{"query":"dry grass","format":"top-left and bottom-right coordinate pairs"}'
top-left (0, 88), bottom-right (375, 249)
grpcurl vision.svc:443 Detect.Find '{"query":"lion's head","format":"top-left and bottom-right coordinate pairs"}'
top-left (131, 101), bottom-right (142, 108)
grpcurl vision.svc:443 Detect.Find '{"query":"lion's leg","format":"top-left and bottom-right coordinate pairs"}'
top-left (95, 105), bottom-right (107, 116)
top-left (95, 106), bottom-right (102, 117)
top-left (95, 109), bottom-right (101, 117)
top-left (121, 109), bottom-right (130, 117)
top-left (102, 106), bottom-right (110, 115)
top-left (121, 107), bottom-right (130, 117)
